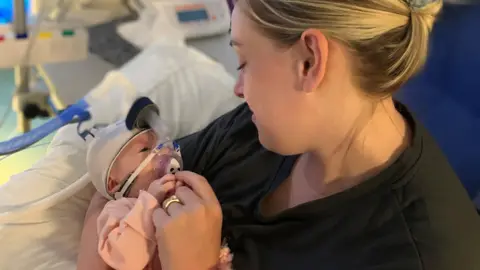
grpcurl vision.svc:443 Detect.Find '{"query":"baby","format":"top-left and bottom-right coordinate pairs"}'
top-left (86, 121), bottom-right (233, 270)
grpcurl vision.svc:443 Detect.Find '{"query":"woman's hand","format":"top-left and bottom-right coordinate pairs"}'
top-left (152, 171), bottom-right (223, 270)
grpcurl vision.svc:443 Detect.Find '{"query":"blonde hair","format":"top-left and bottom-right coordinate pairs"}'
top-left (239, 0), bottom-right (443, 95)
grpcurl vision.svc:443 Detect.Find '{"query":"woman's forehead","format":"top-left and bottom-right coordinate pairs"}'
top-left (230, 4), bottom-right (247, 34)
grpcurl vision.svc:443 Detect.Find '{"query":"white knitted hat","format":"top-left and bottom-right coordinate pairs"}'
top-left (86, 121), bottom-right (144, 200)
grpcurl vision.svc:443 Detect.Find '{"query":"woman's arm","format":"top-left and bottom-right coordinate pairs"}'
top-left (77, 192), bottom-right (112, 270)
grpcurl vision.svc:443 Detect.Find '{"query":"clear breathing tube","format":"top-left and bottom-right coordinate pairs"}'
top-left (145, 106), bottom-right (171, 143)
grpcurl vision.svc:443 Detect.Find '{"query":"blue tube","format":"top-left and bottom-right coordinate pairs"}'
top-left (0, 99), bottom-right (90, 156)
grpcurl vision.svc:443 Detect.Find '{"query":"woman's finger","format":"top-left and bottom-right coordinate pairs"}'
top-left (158, 174), bottom-right (176, 184)
top-left (176, 180), bottom-right (184, 188)
top-left (175, 186), bottom-right (202, 206)
top-left (163, 198), bottom-right (184, 216)
top-left (152, 208), bottom-right (170, 229)
top-left (174, 171), bottom-right (217, 202)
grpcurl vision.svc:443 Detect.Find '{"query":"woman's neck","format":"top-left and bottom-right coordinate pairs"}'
top-left (299, 98), bottom-right (410, 196)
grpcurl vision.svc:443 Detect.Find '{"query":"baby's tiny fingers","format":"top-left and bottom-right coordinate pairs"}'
top-left (147, 174), bottom-right (175, 192)
top-left (148, 180), bottom-right (176, 201)
top-left (176, 180), bottom-right (184, 188)
top-left (158, 174), bottom-right (176, 184)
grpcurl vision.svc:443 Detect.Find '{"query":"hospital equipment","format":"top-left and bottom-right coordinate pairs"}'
top-left (148, 0), bottom-right (231, 39)
top-left (0, 0), bottom-right (89, 134)
top-left (0, 0), bottom-right (232, 156)
top-left (0, 2), bottom-right (88, 68)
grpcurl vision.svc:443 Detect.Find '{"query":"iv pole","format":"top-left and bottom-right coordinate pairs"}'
top-left (12, 0), bottom-right (31, 133)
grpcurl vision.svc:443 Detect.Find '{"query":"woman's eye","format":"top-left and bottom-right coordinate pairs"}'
top-left (237, 63), bottom-right (246, 71)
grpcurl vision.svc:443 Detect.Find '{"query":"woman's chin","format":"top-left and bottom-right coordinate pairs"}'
top-left (258, 132), bottom-right (279, 153)
top-left (258, 133), bottom-right (301, 156)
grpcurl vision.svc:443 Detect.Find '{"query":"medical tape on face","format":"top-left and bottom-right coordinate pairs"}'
top-left (113, 139), bottom-right (174, 200)
top-left (114, 151), bottom-right (156, 199)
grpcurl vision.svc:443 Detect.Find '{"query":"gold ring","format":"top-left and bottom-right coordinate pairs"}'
top-left (162, 195), bottom-right (182, 211)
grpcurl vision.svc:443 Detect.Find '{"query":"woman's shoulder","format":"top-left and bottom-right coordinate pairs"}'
top-left (392, 113), bottom-right (480, 269)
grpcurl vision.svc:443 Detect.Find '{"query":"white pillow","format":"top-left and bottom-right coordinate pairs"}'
top-left (0, 42), bottom-right (240, 270)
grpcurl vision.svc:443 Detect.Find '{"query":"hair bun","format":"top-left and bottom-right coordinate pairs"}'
top-left (406, 0), bottom-right (439, 9)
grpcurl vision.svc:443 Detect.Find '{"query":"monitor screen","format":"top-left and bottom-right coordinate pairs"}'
top-left (176, 9), bottom-right (209, 23)
top-left (0, 0), bottom-right (30, 24)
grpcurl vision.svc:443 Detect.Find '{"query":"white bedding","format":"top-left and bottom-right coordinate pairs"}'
top-left (0, 41), bottom-right (240, 269)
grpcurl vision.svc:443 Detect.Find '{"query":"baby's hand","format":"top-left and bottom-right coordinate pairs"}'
top-left (147, 174), bottom-right (177, 203)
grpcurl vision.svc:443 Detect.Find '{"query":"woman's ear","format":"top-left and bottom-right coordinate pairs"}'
top-left (295, 29), bottom-right (329, 93)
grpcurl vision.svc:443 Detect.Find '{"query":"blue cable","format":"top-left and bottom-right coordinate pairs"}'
top-left (0, 99), bottom-right (90, 156)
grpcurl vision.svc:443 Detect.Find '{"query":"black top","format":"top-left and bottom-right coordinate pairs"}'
top-left (177, 102), bottom-right (480, 270)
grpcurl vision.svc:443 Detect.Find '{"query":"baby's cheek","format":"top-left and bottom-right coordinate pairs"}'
top-left (131, 178), bottom-right (155, 196)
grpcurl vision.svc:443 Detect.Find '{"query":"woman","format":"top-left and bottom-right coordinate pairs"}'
top-left (77, 0), bottom-right (480, 269)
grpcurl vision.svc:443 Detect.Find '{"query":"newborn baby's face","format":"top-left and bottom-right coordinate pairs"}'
top-left (107, 130), bottom-right (175, 198)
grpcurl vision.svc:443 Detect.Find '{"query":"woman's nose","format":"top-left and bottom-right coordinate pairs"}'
top-left (234, 73), bottom-right (244, 98)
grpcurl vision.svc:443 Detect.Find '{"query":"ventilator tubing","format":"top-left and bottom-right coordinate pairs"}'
top-left (0, 100), bottom-right (91, 156)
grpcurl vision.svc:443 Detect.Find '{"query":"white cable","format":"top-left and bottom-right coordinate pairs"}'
top-left (0, 100), bottom-right (13, 131)
top-left (0, 173), bottom-right (91, 223)
top-left (0, 141), bottom-right (51, 162)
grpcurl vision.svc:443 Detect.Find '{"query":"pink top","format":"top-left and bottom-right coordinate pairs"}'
top-left (97, 191), bottom-right (161, 270)
top-left (97, 191), bottom-right (233, 270)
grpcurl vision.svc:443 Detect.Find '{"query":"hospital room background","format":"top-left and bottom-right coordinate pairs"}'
top-left (0, 0), bottom-right (478, 269)
top-left (0, 0), bottom-right (479, 223)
